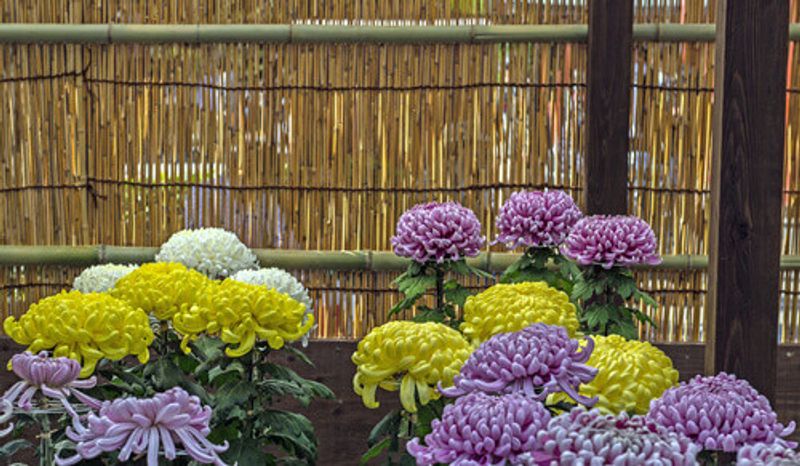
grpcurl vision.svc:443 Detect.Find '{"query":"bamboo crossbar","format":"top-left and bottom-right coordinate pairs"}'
top-left (1, 23), bottom-right (799, 44)
top-left (3, 245), bottom-right (800, 272)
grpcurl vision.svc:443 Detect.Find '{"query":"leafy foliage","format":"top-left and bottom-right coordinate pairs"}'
top-left (389, 259), bottom-right (491, 327)
top-left (89, 328), bottom-right (333, 466)
top-left (571, 265), bottom-right (658, 338)
top-left (499, 247), bottom-right (580, 296)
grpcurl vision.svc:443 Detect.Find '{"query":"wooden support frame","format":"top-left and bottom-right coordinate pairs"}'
top-left (706, 0), bottom-right (789, 405)
top-left (584, 1), bottom-right (633, 215)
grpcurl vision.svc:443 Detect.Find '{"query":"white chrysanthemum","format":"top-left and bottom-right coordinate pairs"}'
top-left (72, 264), bottom-right (139, 293)
top-left (155, 228), bottom-right (258, 279)
top-left (232, 268), bottom-right (315, 346)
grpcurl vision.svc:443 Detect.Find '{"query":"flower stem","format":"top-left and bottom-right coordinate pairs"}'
top-left (37, 412), bottom-right (51, 466)
top-left (435, 267), bottom-right (444, 311)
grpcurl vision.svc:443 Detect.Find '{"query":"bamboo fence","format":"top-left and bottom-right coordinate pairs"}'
top-left (2, 0), bottom-right (800, 343)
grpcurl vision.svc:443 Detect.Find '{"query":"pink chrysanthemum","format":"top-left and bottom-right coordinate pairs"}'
top-left (560, 215), bottom-right (661, 269)
top-left (647, 372), bottom-right (797, 452)
top-left (2, 351), bottom-right (101, 419)
top-left (56, 387), bottom-right (228, 466)
top-left (406, 391), bottom-right (551, 466)
top-left (737, 443), bottom-right (800, 465)
top-left (439, 323), bottom-right (597, 407)
top-left (494, 190), bottom-right (582, 249)
top-left (0, 399), bottom-right (12, 438)
top-left (391, 201), bottom-right (485, 263)
top-left (520, 408), bottom-right (699, 465)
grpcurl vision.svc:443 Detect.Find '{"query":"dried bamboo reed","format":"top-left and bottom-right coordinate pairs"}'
top-left (2, 0), bottom-right (800, 343)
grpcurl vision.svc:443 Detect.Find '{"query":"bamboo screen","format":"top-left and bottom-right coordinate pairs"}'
top-left (1, 0), bottom-right (799, 343)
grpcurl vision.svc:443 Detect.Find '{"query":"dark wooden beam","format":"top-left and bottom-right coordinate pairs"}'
top-left (584, 0), bottom-right (632, 215)
top-left (706, 0), bottom-right (789, 404)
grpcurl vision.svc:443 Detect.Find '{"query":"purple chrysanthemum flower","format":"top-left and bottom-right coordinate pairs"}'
top-left (520, 408), bottom-right (699, 465)
top-left (560, 215), bottom-right (661, 269)
top-left (494, 190), bottom-right (582, 249)
top-left (56, 387), bottom-right (228, 466)
top-left (2, 351), bottom-right (101, 419)
top-left (737, 443), bottom-right (800, 465)
top-left (0, 399), bottom-right (12, 438)
top-left (439, 324), bottom-right (597, 407)
top-left (391, 201), bottom-right (485, 263)
top-left (406, 391), bottom-right (551, 465)
top-left (647, 372), bottom-right (797, 452)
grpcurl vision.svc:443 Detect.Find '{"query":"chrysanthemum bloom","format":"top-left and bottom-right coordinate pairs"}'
top-left (111, 262), bottom-right (212, 321)
top-left (407, 391), bottom-right (551, 466)
top-left (0, 399), bottom-right (13, 438)
top-left (2, 352), bottom-right (101, 419)
top-left (72, 264), bottom-right (139, 293)
top-left (155, 227), bottom-right (258, 278)
top-left (440, 324), bottom-right (597, 407)
top-left (550, 335), bottom-right (678, 415)
top-left (460, 282), bottom-right (580, 344)
top-left (231, 267), bottom-right (315, 346)
top-left (647, 372), bottom-right (797, 452)
top-left (737, 443), bottom-right (800, 465)
top-left (560, 215), bottom-right (662, 269)
top-left (494, 190), bottom-right (582, 249)
top-left (520, 408), bottom-right (699, 465)
top-left (172, 279), bottom-right (313, 357)
top-left (391, 201), bottom-right (485, 263)
top-left (352, 321), bottom-right (471, 413)
top-left (3, 291), bottom-right (154, 376)
top-left (55, 387), bottom-right (228, 466)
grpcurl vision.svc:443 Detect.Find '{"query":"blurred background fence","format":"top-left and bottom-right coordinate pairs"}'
top-left (1, 0), bottom-right (799, 343)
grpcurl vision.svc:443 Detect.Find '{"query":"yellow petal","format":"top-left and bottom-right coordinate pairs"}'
top-left (400, 374), bottom-right (417, 413)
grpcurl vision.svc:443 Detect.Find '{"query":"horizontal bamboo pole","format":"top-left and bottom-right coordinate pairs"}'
top-left (0, 23), bottom-right (798, 44)
top-left (2, 245), bottom-right (800, 271)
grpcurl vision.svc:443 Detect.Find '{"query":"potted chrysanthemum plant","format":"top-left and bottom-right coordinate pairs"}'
top-left (389, 201), bottom-right (490, 327)
top-left (352, 321), bottom-right (472, 465)
top-left (561, 215), bottom-right (662, 339)
top-left (494, 190), bottom-right (582, 295)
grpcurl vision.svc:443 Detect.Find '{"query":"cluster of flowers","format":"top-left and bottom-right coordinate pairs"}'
top-left (391, 313), bottom-right (794, 464)
top-left (2, 228), bottom-right (320, 465)
top-left (391, 193), bottom-right (662, 269)
top-left (1, 352), bottom-right (229, 465)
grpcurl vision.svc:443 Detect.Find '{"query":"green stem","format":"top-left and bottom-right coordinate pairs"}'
top-left (38, 413), bottom-right (51, 466)
top-left (435, 267), bottom-right (444, 312)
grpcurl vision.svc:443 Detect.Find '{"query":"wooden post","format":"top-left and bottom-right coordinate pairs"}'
top-left (706, 0), bottom-right (789, 404)
top-left (584, 0), bottom-right (633, 215)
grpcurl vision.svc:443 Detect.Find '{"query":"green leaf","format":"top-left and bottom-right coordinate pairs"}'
top-left (223, 437), bottom-right (275, 466)
top-left (396, 274), bottom-right (437, 296)
top-left (359, 437), bottom-right (392, 465)
top-left (465, 263), bottom-right (493, 279)
top-left (0, 439), bottom-right (33, 457)
top-left (414, 402), bottom-right (440, 438)
top-left (209, 363), bottom-right (246, 387)
top-left (443, 280), bottom-right (471, 307)
top-left (616, 279), bottom-right (637, 299)
top-left (571, 279), bottom-right (593, 301)
top-left (262, 363), bottom-right (335, 403)
top-left (282, 345), bottom-right (315, 367)
top-left (368, 409), bottom-right (402, 446)
top-left (633, 289), bottom-right (659, 307)
top-left (260, 410), bottom-right (318, 461)
top-left (208, 423), bottom-right (241, 445)
top-left (412, 308), bottom-right (445, 323)
top-left (215, 379), bottom-right (258, 413)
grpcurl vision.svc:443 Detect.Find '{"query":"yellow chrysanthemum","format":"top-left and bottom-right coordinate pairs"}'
top-left (459, 282), bottom-right (579, 344)
top-left (550, 335), bottom-right (678, 414)
top-left (352, 321), bottom-right (472, 413)
top-left (172, 279), bottom-right (313, 357)
top-left (3, 291), bottom-right (154, 377)
top-left (110, 262), bottom-right (213, 321)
